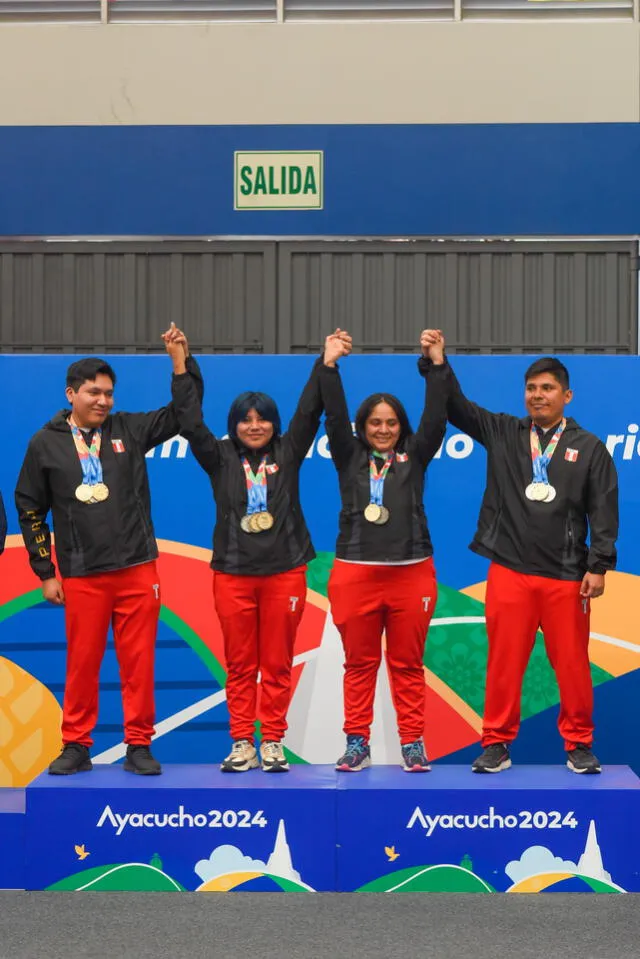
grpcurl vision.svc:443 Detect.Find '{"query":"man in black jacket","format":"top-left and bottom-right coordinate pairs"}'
top-left (423, 331), bottom-right (618, 775)
top-left (15, 326), bottom-right (201, 776)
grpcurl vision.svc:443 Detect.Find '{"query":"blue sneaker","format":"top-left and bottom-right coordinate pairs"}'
top-left (336, 735), bottom-right (371, 772)
top-left (401, 739), bottom-right (431, 772)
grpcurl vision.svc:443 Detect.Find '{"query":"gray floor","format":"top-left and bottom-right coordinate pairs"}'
top-left (1, 892), bottom-right (638, 959)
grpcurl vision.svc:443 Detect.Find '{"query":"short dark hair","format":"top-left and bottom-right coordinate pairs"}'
top-left (66, 358), bottom-right (117, 392)
top-left (354, 393), bottom-right (413, 449)
top-left (524, 357), bottom-right (570, 391)
top-left (227, 391), bottom-right (282, 439)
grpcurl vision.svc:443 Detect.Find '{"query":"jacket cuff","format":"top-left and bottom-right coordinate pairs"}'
top-left (418, 355), bottom-right (449, 376)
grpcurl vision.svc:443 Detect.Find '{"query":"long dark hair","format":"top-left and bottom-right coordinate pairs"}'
top-left (227, 391), bottom-right (282, 440)
top-left (354, 393), bottom-right (413, 450)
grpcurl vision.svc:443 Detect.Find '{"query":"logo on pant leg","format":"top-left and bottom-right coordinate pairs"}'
top-left (289, 596), bottom-right (299, 612)
top-left (152, 584), bottom-right (160, 601)
top-left (422, 597), bottom-right (431, 612)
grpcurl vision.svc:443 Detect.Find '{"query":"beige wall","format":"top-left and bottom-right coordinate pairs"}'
top-left (0, 20), bottom-right (637, 125)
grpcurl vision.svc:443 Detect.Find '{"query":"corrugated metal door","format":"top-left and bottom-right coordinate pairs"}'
top-left (0, 241), bottom-right (277, 353)
top-left (277, 240), bottom-right (638, 354)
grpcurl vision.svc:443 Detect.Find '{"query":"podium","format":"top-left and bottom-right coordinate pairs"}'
top-left (6, 764), bottom-right (640, 893)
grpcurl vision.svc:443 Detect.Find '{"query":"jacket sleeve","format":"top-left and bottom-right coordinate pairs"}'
top-left (285, 356), bottom-right (325, 464)
top-left (318, 362), bottom-right (356, 472)
top-left (413, 359), bottom-right (450, 465)
top-left (122, 355), bottom-right (204, 453)
top-left (14, 439), bottom-right (56, 580)
top-left (0, 492), bottom-right (7, 556)
top-left (170, 361), bottom-right (222, 475)
top-left (430, 357), bottom-right (514, 448)
top-left (586, 441), bottom-right (618, 574)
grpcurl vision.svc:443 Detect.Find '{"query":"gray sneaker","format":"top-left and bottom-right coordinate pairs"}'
top-left (260, 740), bottom-right (289, 772)
top-left (567, 744), bottom-right (601, 774)
top-left (221, 739), bottom-right (259, 773)
top-left (472, 742), bottom-right (511, 773)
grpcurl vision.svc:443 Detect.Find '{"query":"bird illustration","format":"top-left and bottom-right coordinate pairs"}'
top-left (74, 844), bottom-right (90, 861)
top-left (385, 846), bottom-right (400, 862)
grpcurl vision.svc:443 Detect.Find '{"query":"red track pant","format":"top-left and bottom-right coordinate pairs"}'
top-left (213, 566), bottom-right (307, 743)
top-left (328, 558), bottom-right (437, 744)
top-left (61, 562), bottom-right (161, 748)
top-left (483, 562), bottom-right (593, 751)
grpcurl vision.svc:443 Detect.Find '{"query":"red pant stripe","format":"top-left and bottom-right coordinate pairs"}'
top-left (483, 562), bottom-right (593, 751)
top-left (213, 566), bottom-right (307, 742)
top-left (328, 558), bottom-right (437, 744)
top-left (62, 562), bottom-right (160, 747)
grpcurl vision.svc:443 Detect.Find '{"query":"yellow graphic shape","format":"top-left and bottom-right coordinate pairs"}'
top-left (507, 871), bottom-right (574, 893)
top-left (461, 571), bottom-right (640, 678)
top-left (0, 657), bottom-right (62, 786)
top-left (75, 845), bottom-right (90, 861)
top-left (423, 666), bottom-right (483, 734)
top-left (197, 871), bottom-right (263, 892)
top-left (385, 846), bottom-right (400, 862)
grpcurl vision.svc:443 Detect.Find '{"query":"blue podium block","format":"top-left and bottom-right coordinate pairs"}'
top-left (336, 765), bottom-right (640, 893)
top-left (0, 788), bottom-right (25, 889)
top-left (25, 765), bottom-right (337, 892)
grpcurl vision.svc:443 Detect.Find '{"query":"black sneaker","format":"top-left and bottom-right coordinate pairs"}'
top-left (48, 743), bottom-right (92, 776)
top-left (124, 745), bottom-right (162, 776)
top-left (567, 744), bottom-right (601, 774)
top-left (336, 735), bottom-right (371, 772)
top-left (472, 743), bottom-right (512, 774)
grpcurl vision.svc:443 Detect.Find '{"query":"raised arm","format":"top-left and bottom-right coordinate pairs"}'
top-left (412, 330), bottom-right (450, 465)
top-left (318, 330), bottom-right (355, 472)
top-left (123, 325), bottom-right (204, 452)
top-left (285, 356), bottom-right (325, 464)
top-left (419, 329), bottom-right (511, 447)
top-left (165, 330), bottom-right (221, 475)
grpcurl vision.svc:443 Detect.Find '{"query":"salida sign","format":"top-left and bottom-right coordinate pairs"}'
top-left (234, 151), bottom-right (323, 210)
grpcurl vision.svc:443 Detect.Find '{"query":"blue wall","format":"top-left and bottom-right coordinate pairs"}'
top-left (0, 124), bottom-right (639, 236)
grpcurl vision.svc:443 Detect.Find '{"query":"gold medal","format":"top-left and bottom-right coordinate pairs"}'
top-left (256, 511), bottom-right (274, 531)
top-left (364, 504), bottom-right (382, 523)
top-left (249, 514), bottom-right (263, 533)
top-left (375, 506), bottom-right (390, 525)
top-left (92, 483), bottom-right (109, 502)
top-left (241, 515), bottom-right (254, 533)
top-left (75, 484), bottom-right (93, 503)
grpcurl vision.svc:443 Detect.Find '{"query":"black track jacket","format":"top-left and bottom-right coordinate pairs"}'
top-left (171, 358), bottom-right (324, 576)
top-left (15, 356), bottom-right (203, 580)
top-left (434, 357), bottom-right (618, 581)
top-left (318, 359), bottom-right (449, 563)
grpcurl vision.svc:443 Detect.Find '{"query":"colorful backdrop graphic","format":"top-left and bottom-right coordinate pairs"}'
top-left (0, 354), bottom-right (639, 784)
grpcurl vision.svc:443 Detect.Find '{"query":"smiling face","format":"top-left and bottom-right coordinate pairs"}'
top-left (525, 372), bottom-right (573, 429)
top-left (65, 374), bottom-right (114, 429)
top-left (364, 402), bottom-right (402, 453)
top-left (235, 407), bottom-right (275, 450)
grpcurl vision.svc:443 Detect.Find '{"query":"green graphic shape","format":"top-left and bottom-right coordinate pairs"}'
top-left (357, 863), bottom-right (495, 893)
top-left (264, 873), bottom-right (313, 892)
top-left (46, 863), bottom-right (185, 892)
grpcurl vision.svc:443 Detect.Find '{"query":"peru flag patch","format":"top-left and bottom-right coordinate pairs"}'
top-left (396, 453), bottom-right (409, 463)
top-left (111, 439), bottom-right (126, 454)
top-left (565, 448), bottom-right (579, 463)
top-left (266, 463), bottom-right (279, 474)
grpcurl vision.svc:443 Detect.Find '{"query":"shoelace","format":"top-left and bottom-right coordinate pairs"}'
top-left (263, 742), bottom-right (283, 758)
top-left (403, 742), bottom-right (425, 764)
top-left (344, 738), bottom-right (367, 758)
top-left (231, 741), bottom-right (251, 755)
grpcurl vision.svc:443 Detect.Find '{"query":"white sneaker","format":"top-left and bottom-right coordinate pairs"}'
top-left (220, 739), bottom-right (259, 773)
top-left (260, 740), bottom-right (289, 773)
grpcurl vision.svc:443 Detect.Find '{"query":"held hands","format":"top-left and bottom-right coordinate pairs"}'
top-left (420, 329), bottom-right (445, 365)
top-left (580, 572), bottom-right (605, 600)
top-left (42, 577), bottom-right (65, 605)
top-left (324, 328), bottom-right (353, 367)
top-left (162, 323), bottom-right (190, 373)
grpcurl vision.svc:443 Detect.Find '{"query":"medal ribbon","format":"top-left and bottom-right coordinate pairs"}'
top-left (241, 456), bottom-right (268, 515)
top-left (530, 419), bottom-right (566, 484)
top-left (369, 452), bottom-right (394, 507)
top-left (68, 417), bottom-right (104, 485)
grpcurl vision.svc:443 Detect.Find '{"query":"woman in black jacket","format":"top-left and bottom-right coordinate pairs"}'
top-left (319, 330), bottom-right (448, 772)
top-left (165, 328), bottom-right (341, 773)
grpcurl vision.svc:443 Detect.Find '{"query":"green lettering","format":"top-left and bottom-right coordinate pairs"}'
top-left (303, 166), bottom-right (317, 195)
top-left (254, 167), bottom-right (267, 195)
top-left (268, 166), bottom-right (279, 195)
top-left (240, 166), bottom-right (253, 196)
top-left (288, 166), bottom-right (302, 195)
